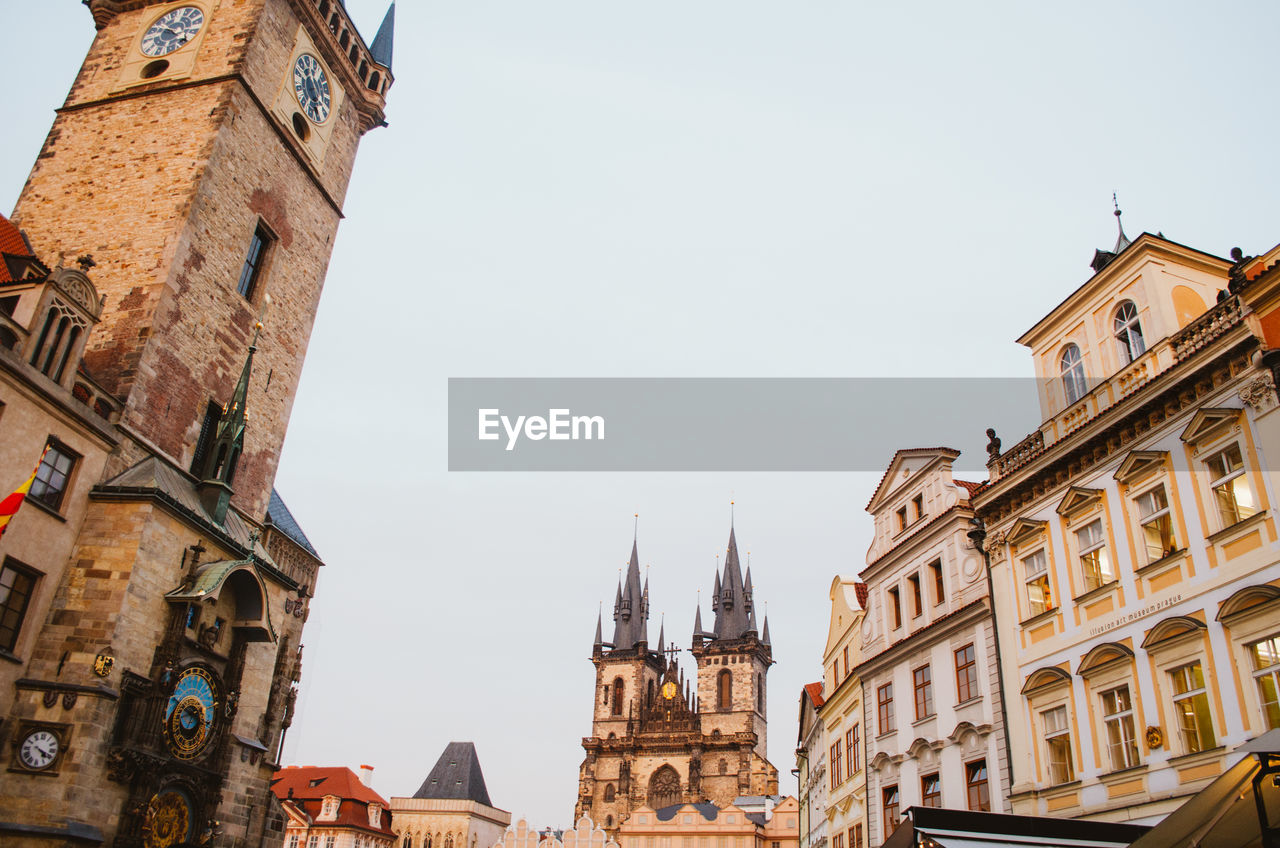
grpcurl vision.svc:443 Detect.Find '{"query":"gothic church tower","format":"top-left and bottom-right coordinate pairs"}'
top-left (0, 2), bottom-right (393, 846)
top-left (577, 528), bottom-right (778, 837)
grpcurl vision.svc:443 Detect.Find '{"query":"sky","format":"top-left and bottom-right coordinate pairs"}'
top-left (2, 0), bottom-right (1280, 830)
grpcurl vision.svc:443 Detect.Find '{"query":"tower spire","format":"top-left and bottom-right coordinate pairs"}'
top-left (1112, 192), bottom-right (1131, 254)
top-left (370, 2), bottom-right (395, 69)
top-left (593, 608), bottom-right (603, 653)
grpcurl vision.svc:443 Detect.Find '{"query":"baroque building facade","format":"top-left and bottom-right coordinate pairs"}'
top-left (856, 450), bottom-right (1009, 845)
top-left (0, 0), bottom-right (393, 844)
top-left (273, 765), bottom-right (396, 848)
top-left (972, 226), bottom-right (1280, 822)
top-left (795, 683), bottom-right (826, 848)
top-left (577, 529), bottom-right (779, 835)
top-left (616, 797), bottom-right (800, 848)
top-left (815, 577), bottom-right (868, 848)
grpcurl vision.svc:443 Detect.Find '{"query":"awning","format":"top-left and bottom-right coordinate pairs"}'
top-left (885, 807), bottom-right (1149, 848)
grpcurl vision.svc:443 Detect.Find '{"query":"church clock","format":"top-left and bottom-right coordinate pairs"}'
top-left (163, 666), bottom-right (220, 760)
top-left (141, 7), bottom-right (205, 57)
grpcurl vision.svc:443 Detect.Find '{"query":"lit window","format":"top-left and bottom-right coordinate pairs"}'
top-left (913, 665), bottom-right (934, 720)
top-left (1252, 636), bottom-right (1280, 730)
top-left (1060, 344), bottom-right (1087, 405)
top-left (1170, 662), bottom-right (1216, 753)
top-left (0, 559), bottom-right (37, 655)
top-left (1207, 444), bottom-right (1257, 528)
top-left (1114, 301), bottom-right (1146, 365)
top-left (237, 223), bottom-right (274, 299)
top-left (955, 644), bottom-right (978, 703)
top-left (1101, 685), bottom-right (1139, 770)
top-left (1137, 485), bottom-right (1178, 563)
top-left (1043, 705), bottom-right (1074, 784)
top-left (1023, 549), bottom-right (1053, 616)
top-left (877, 682), bottom-right (895, 734)
top-left (921, 773), bottom-right (941, 807)
top-left (1076, 520), bottom-right (1113, 592)
top-left (965, 760), bottom-right (990, 811)
top-left (882, 786), bottom-right (899, 836)
top-left (28, 440), bottom-right (77, 512)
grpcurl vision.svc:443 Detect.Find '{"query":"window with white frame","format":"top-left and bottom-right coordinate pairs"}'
top-left (1250, 635), bottom-right (1280, 731)
top-left (320, 795), bottom-right (339, 819)
top-left (1076, 520), bottom-right (1113, 592)
top-left (1136, 485), bottom-right (1178, 563)
top-left (1022, 549), bottom-right (1053, 616)
top-left (287, 834), bottom-right (300, 848)
top-left (1114, 301), bottom-right (1146, 365)
top-left (1042, 705), bottom-right (1074, 784)
top-left (1100, 685), bottom-right (1139, 770)
top-left (1170, 661), bottom-right (1216, 753)
top-left (324, 836), bottom-right (336, 848)
top-left (308, 836), bottom-right (320, 848)
top-left (1060, 344), bottom-right (1087, 405)
top-left (1207, 444), bottom-right (1257, 528)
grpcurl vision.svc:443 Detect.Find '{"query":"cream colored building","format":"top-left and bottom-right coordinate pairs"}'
top-left (616, 797), bottom-right (799, 848)
top-left (857, 449), bottom-right (1009, 845)
top-left (815, 578), bottom-right (868, 848)
top-left (490, 816), bottom-right (617, 848)
top-left (973, 230), bottom-right (1280, 822)
top-left (392, 742), bottom-right (511, 848)
top-left (795, 684), bottom-right (827, 848)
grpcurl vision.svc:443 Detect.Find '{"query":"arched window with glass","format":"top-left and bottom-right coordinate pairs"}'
top-left (1114, 301), bottom-right (1146, 365)
top-left (1060, 344), bottom-right (1087, 405)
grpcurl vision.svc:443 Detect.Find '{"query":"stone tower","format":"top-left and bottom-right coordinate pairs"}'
top-left (576, 529), bottom-right (778, 837)
top-left (0, 1), bottom-right (393, 846)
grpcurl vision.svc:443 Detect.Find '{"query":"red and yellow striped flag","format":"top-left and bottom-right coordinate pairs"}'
top-left (0, 444), bottom-right (51, 541)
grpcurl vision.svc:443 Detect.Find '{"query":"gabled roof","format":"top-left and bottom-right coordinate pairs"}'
top-left (271, 766), bottom-right (388, 806)
top-left (413, 741), bottom-right (494, 807)
top-left (865, 448), bottom-right (961, 512)
top-left (268, 488), bottom-right (319, 558)
top-left (803, 682), bottom-right (825, 708)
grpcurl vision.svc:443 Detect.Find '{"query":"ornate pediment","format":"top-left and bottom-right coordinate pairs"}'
top-left (1021, 666), bottom-right (1072, 694)
top-left (1077, 642), bottom-right (1134, 677)
top-left (1055, 486), bottom-right (1103, 516)
top-left (1113, 450), bottom-right (1168, 485)
top-left (1005, 518), bottom-right (1048, 547)
top-left (1180, 407), bottom-right (1241, 444)
top-left (1140, 615), bottom-right (1206, 649)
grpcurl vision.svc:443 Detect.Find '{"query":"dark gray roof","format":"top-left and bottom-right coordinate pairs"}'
top-left (610, 540), bottom-right (648, 651)
top-left (656, 802), bottom-right (719, 822)
top-left (268, 488), bottom-right (319, 557)
top-left (370, 2), bottom-right (395, 68)
top-left (413, 742), bottom-right (493, 806)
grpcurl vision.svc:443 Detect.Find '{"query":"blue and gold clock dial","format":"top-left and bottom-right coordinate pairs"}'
top-left (292, 54), bottom-right (332, 123)
top-left (141, 7), bottom-right (205, 57)
top-left (164, 666), bottom-right (219, 760)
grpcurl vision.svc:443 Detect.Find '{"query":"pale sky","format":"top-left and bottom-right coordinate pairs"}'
top-left (2, 0), bottom-right (1279, 830)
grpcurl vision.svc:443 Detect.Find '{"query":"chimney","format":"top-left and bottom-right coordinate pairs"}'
top-left (360, 764), bottom-right (375, 787)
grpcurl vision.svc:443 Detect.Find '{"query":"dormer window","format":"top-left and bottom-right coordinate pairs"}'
top-left (1114, 301), bottom-right (1146, 364)
top-left (1060, 344), bottom-right (1086, 405)
top-left (368, 802), bottom-right (382, 828)
top-left (319, 794), bottom-right (339, 820)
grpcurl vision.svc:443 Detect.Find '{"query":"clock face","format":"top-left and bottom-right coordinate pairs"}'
top-left (19, 729), bottom-right (59, 770)
top-left (293, 54), bottom-right (332, 123)
top-left (164, 666), bottom-right (219, 760)
top-left (141, 7), bottom-right (205, 57)
top-left (144, 788), bottom-right (195, 848)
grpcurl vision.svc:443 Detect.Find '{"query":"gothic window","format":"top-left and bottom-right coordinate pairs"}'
top-left (29, 302), bottom-right (86, 383)
top-left (648, 680), bottom-right (654, 706)
top-left (190, 400), bottom-right (222, 476)
top-left (604, 783), bottom-right (616, 802)
top-left (647, 765), bottom-right (680, 809)
top-left (1060, 344), bottom-right (1086, 405)
top-left (28, 439), bottom-right (78, 512)
top-left (403, 836), bottom-right (413, 848)
top-left (717, 669), bottom-right (732, 710)
top-left (612, 677), bottom-right (624, 716)
top-left (237, 222), bottom-right (275, 299)
top-left (1114, 301), bottom-right (1146, 365)
top-left (445, 835), bottom-right (454, 848)
top-left (756, 674), bottom-right (762, 712)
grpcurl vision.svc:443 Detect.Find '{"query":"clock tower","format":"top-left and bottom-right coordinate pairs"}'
top-left (0, 1), bottom-right (393, 846)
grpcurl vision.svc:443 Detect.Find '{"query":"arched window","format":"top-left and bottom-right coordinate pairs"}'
top-left (647, 765), bottom-right (681, 809)
top-left (604, 783), bottom-right (616, 802)
top-left (717, 669), bottom-right (732, 710)
top-left (756, 673), bottom-right (763, 712)
top-left (1114, 301), bottom-right (1146, 365)
top-left (403, 836), bottom-right (413, 848)
top-left (606, 816), bottom-right (613, 829)
top-left (647, 680), bottom-right (654, 706)
top-left (1060, 344), bottom-right (1086, 405)
top-left (444, 835), bottom-right (454, 848)
top-left (612, 677), bottom-right (625, 716)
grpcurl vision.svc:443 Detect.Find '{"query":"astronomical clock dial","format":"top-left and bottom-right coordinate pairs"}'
top-left (292, 54), bottom-right (332, 123)
top-left (164, 666), bottom-right (219, 760)
top-left (661, 681), bottom-right (678, 700)
top-left (143, 788), bottom-right (196, 848)
top-left (18, 728), bottom-right (59, 770)
top-left (141, 7), bottom-right (205, 57)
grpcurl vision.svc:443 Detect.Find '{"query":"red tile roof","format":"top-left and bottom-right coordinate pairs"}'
top-left (855, 582), bottom-right (869, 610)
top-left (955, 479), bottom-right (985, 498)
top-left (803, 682), bottom-right (825, 707)
top-left (272, 766), bottom-right (394, 835)
top-left (0, 211), bottom-right (37, 284)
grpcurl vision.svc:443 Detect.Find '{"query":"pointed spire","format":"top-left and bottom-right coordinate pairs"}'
top-left (693, 603), bottom-right (703, 635)
top-left (748, 604), bottom-right (758, 635)
top-left (762, 615), bottom-right (771, 646)
top-left (196, 318), bottom-right (262, 523)
top-left (657, 618), bottom-right (665, 654)
top-left (712, 526), bottom-right (751, 640)
top-left (370, 2), bottom-right (395, 69)
top-left (1112, 192), bottom-right (1132, 254)
top-left (712, 566), bottom-right (721, 611)
top-left (593, 609), bottom-right (603, 651)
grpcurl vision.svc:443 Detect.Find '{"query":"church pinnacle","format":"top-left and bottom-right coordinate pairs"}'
top-left (610, 539), bottom-right (648, 651)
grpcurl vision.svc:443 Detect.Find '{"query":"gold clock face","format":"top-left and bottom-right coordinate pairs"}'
top-left (143, 788), bottom-right (195, 848)
top-left (661, 681), bottom-right (678, 700)
top-left (163, 666), bottom-right (219, 760)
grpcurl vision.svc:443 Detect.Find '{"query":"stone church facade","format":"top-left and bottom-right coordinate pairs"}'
top-left (576, 529), bottom-right (779, 835)
top-left (0, 0), bottom-right (392, 845)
